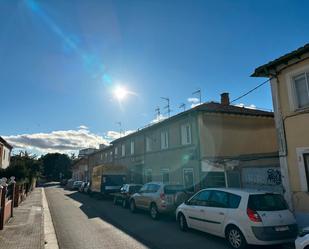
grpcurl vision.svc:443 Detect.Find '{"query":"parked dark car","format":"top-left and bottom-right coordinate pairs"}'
top-left (66, 179), bottom-right (74, 190)
top-left (113, 184), bottom-right (143, 208)
top-left (72, 181), bottom-right (83, 190)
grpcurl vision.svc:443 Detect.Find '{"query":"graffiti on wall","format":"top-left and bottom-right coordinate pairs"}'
top-left (242, 167), bottom-right (282, 186)
top-left (267, 168), bottom-right (281, 185)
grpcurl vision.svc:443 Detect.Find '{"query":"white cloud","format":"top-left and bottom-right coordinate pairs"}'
top-left (187, 97), bottom-right (201, 108)
top-left (187, 97), bottom-right (199, 103)
top-left (78, 125), bottom-right (88, 130)
top-left (4, 128), bottom-right (109, 155)
top-left (234, 103), bottom-right (257, 109)
top-left (3, 125), bottom-right (135, 155)
top-left (105, 130), bottom-right (135, 140)
top-left (150, 114), bottom-right (167, 124)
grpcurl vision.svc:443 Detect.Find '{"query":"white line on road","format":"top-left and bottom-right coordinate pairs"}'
top-left (42, 188), bottom-right (59, 249)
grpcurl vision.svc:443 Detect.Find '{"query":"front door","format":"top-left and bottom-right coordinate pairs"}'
top-left (132, 165), bottom-right (143, 184)
top-left (185, 190), bottom-right (211, 230)
top-left (202, 190), bottom-right (228, 235)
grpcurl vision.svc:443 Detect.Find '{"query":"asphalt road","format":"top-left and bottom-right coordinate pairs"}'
top-left (45, 184), bottom-right (290, 249)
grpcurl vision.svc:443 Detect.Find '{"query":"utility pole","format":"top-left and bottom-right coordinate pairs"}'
top-left (179, 103), bottom-right (186, 112)
top-left (161, 97), bottom-right (171, 117)
top-left (192, 88), bottom-right (202, 105)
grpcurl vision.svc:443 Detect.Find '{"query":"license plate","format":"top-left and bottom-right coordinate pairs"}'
top-left (275, 226), bottom-right (289, 232)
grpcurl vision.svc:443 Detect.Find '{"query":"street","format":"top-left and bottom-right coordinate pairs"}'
top-left (44, 184), bottom-right (289, 249)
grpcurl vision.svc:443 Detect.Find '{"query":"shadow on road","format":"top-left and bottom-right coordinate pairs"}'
top-left (65, 190), bottom-right (293, 249)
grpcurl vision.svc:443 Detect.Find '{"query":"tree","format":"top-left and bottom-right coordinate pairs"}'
top-left (40, 153), bottom-right (72, 180)
top-left (0, 151), bottom-right (42, 184)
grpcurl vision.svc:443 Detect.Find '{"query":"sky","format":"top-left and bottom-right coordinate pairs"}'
top-left (1, 0), bottom-right (309, 155)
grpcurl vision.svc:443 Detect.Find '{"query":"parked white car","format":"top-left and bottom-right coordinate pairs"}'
top-left (176, 188), bottom-right (298, 249)
top-left (295, 227), bottom-right (309, 249)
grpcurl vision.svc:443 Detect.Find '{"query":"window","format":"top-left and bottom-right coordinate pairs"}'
top-left (146, 137), bottom-right (152, 152)
top-left (208, 190), bottom-right (228, 208)
top-left (130, 141), bottom-right (134, 155)
top-left (109, 151), bottom-right (113, 162)
top-left (293, 73), bottom-right (309, 109)
top-left (181, 123), bottom-right (192, 145)
top-left (228, 193), bottom-right (241, 209)
top-left (139, 184), bottom-right (148, 193)
top-left (189, 190), bottom-right (211, 206)
top-left (160, 131), bottom-right (169, 149)
top-left (114, 147), bottom-right (118, 157)
top-left (161, 169), bottom-right (169, 183)
top-left (144, 169), bottom-right (152, 183)
top-left (183, 168), bottom-right (194, 192)
top-left (304, 154), bottom-right (309, 191)
top-left (148, 184), bottom-right (160, 193)
top-left (248, 194), bottom-right (288, 211)
top-left (121, 144), bottom-right (125, 157)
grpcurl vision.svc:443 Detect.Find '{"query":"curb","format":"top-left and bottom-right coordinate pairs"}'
top-left (42, 188), bottom-right (59, 249)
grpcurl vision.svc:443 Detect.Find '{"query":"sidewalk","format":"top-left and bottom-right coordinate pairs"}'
top-left (0, 188), bottom-right (44, 249)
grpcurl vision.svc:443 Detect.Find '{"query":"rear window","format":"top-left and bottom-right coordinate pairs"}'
top-left (248, 194), bottom-right (288, 211)
top-left (164, 185), bottom-right (185, 194)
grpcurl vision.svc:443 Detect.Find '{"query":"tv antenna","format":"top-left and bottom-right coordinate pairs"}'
top-left (155, 106), bottom-right (161, 120)
top-left (192, 88), bottom-right (202, 105)
top-left (161, 97), bottom-right (171, 117)
top-left (179, 103), bottom-right (186, 112)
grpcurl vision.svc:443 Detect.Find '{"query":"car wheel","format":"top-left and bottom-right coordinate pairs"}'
top-left (178, 213), bottom-right (188, 231)
top-left (226, 226), bottom-right (247, 249)
top-left (113, 196), bottom-right (118, 205)
top-left (130, 200), bottom-right (136, 213)
top-left (150, 203), bottom-right (159, 220)
top-left (122, 199), bottom-right (127, 208)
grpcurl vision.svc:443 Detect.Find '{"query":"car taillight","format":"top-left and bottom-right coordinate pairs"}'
top-left (160, 193), bottom-right (165, 200)
top-left (247, 208), bottom-right (262, 222)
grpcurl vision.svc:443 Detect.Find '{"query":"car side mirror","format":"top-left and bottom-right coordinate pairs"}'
top-left (184, 200), bottom-right (190, 205)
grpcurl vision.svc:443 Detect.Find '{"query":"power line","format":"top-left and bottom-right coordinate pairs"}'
top-left (230, 78), bottom-right (271, 104)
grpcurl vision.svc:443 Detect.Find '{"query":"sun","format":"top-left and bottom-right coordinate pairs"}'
top-left (113, 86), bottom-right (128, 101)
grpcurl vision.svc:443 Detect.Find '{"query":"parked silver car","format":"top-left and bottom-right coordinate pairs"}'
top-left (129, 182), bottom-right (189, 219)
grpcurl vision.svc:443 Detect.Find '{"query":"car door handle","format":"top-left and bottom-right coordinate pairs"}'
top-left (200, 209), bottom-right (205, 212)
top-left (219, 212), bottom-right (225, 215)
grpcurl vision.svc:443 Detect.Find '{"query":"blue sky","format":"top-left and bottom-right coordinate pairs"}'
top-left (1, 0), bottom-right (309, 154)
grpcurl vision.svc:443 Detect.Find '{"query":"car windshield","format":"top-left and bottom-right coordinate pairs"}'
top-left (164, 185), bottom-right (185, 194)
top-left (248, 194), bottom-right (288, 211)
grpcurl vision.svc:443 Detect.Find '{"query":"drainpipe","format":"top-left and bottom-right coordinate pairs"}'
top-left (270, 74), bottom-right (293, 210)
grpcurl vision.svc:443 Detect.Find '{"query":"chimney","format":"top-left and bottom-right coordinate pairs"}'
top-left (221, 92), bottom-right (230, 105)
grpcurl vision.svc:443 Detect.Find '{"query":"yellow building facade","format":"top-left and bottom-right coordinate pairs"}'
top-left (253, 44), bottom-right (309, 226)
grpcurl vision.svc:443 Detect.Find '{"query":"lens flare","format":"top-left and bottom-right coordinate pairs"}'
top-left (113, 86), bottom-right (129, 101)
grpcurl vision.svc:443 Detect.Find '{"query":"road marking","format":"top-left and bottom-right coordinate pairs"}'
top-left (42, 188), bottom-right (59, 249)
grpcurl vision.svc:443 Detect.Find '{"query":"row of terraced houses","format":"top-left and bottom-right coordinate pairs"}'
top-left (72, 43), bottom-right (309, 226)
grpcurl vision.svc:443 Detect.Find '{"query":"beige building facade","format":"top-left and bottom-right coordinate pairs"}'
top-left (252, 44), bottom-right (309, 226)
top-left (111, 94), bottom-right (279, 192)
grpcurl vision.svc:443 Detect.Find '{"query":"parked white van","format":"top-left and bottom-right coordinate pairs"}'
top-left (176, 188), bottom-right (298, 249)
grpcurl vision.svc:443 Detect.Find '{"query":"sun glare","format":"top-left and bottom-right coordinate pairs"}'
top-left (113, 86), bottom-right (128, 101)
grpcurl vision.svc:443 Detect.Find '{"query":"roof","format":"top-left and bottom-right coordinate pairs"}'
top-left (112, 102), bottom-right (274, 144)
top-left (0, 136), bottom-right (13, 150)
top-left (252, 43), bottom-right (309, 77)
